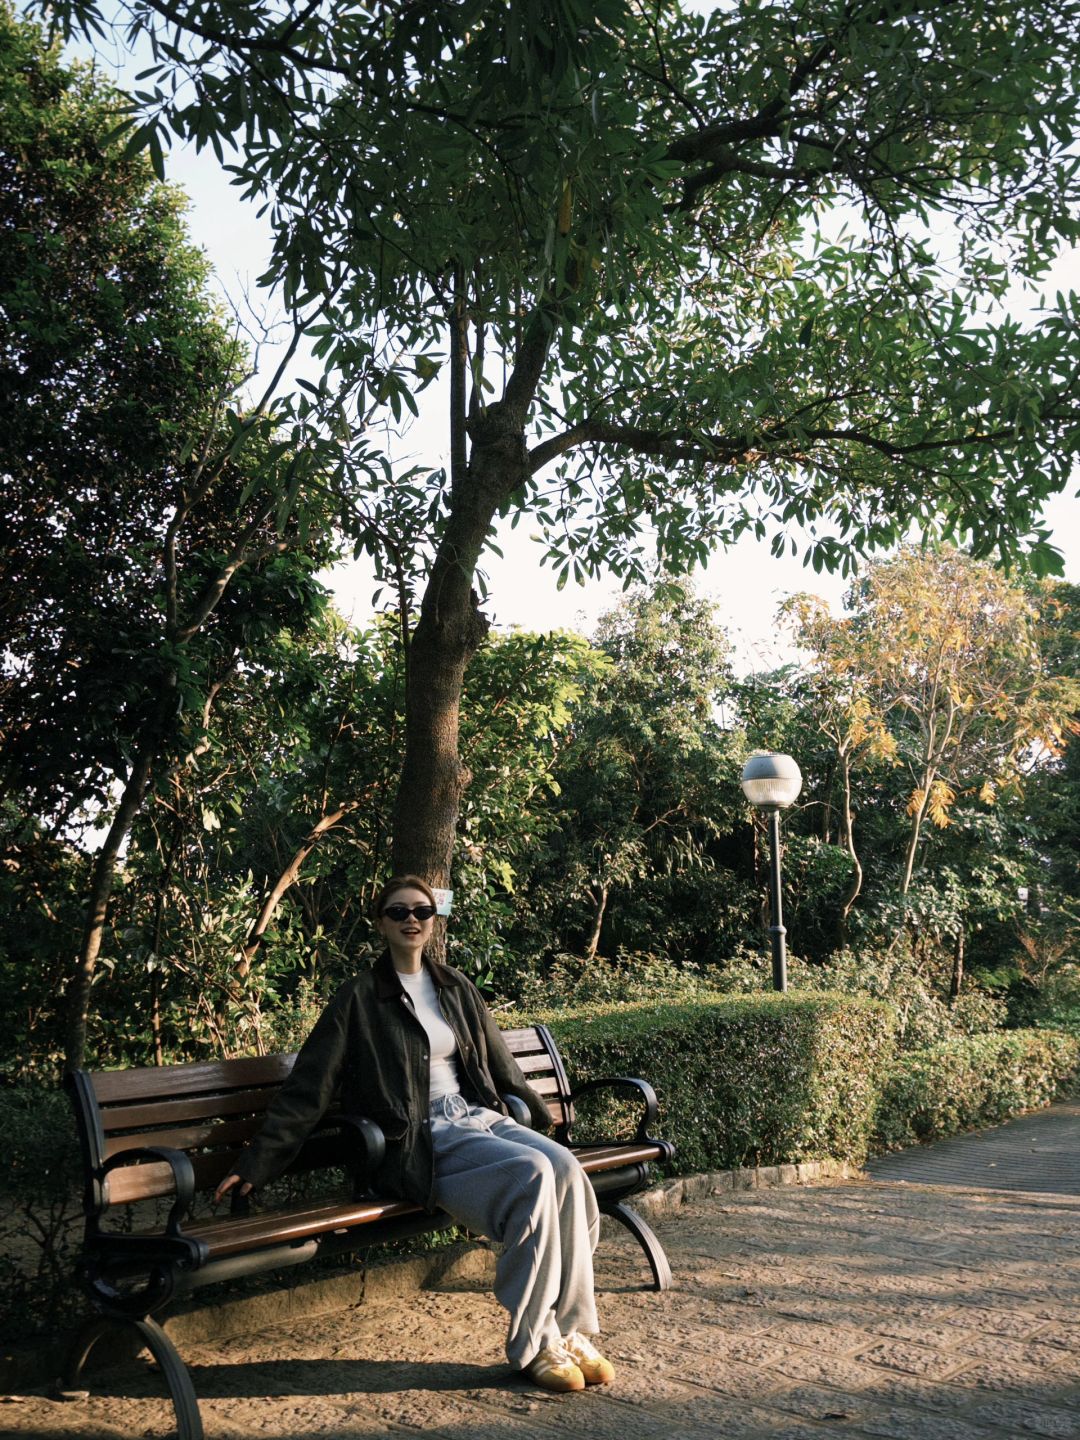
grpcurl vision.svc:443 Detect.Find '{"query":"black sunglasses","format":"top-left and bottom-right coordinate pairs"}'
top-left (381, 903), bottom-right (437, 922)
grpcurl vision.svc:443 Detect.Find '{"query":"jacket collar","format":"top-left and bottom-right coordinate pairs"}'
top-left (373, 948), bottom-right (460, 1000)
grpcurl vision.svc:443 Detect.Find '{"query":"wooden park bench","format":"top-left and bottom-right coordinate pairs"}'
top-left (63, 1022), bottom-right (675, 1439)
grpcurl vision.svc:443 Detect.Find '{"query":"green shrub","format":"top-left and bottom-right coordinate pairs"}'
top-left (0, 1084), bottom-right (84, 1339)
top-left (777, 945), bottom-right (1010, 1051)
top-left (509, 948), bottom-right (724, 1010)
top-left (1005, 963), bottom-right (1080, 1036)
top-left (872, 1028), bottom-right (1080, 1152)
top-left (515, 990), bottom-right (897, 1174)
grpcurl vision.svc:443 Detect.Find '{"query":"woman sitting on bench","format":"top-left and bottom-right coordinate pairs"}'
top-left (215, 874), bottom-right (614, 1394)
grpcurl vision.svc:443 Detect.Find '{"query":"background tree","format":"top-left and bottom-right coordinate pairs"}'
top-left (511, 582), bottom-right (751, 970)
top-left (778, 599), bottom-right (899, 925)
top-left (778, 549), bottom-right (1080, 1005)
top-left (0, 5), bottom-right (353, 1067)
top-left (35, 0), bottom-right (1080, 918)
top-left (1001, 580), bottom-right (1080, 1025)
top-left (52, 612), bottom-right (599, 1069)
top-left (798, 549), bottom-right (1078, 896)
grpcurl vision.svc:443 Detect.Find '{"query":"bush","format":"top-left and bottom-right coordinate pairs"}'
top-left (778, 944), bottom-right (1009, 1051)
top-left (508, 948), bottom-right (723, 1010)
top-left (0, 1084), bottom-right (84, 1339)
top-left (872, 1028), bottom-right (1080, 1152)
top-left (1004, 963), bottom-right (1080, 1036)
top-left (515, 990), bottom-right (897, 1174)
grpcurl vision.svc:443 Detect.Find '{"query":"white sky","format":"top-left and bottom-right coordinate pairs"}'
top-left (74, 20), bottom-right (1080, 672)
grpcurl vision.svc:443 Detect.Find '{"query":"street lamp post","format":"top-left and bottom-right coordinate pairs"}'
top-left (740, 752), bottom-right (803, 992)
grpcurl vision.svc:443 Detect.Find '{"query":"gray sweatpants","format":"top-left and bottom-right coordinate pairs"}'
top-left (429, 1102), bottom-right (600, 1368)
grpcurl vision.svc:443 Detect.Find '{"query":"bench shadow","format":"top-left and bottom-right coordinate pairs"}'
top-left (88, 1357), bottom-right (514, 1401)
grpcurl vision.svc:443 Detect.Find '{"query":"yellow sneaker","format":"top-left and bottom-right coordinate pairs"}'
top-left (526, 1344), bottom-right (586, 1392)
top-left (563, 1332), bottom-right (615, 1386)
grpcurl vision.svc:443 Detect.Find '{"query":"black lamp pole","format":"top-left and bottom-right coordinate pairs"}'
top-left (766, 808), bottom-right (787, 992)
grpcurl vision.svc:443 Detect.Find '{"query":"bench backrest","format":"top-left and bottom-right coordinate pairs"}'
top-left (70, 1023), bottom-right (573, 1214)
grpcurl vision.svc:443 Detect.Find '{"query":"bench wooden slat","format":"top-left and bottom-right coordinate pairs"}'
top-left (503, 1030), bottom-right (552, 1056)
top-left (103, 1152), bottom-right (237, 1205)
top-left (100, 1086), bottom-right (282, 1134)
top-left (102, 1128), bottom-right (355, 1204)
top-left (102, 1117), bottom-right (265, 1160)
top-left (512, 1051), bottom-right (558, 1076)
top-left (91, 1055), bottom-right (297, 1105)
top-left (190, 1195), bottom-right (423, 1256)
top-left (195, 1146), bottom-right (669, 1253)
top-left (574, 1142), bottom-right (666, 1172)
top-left (93, 1031), bottom-right (557, 1107)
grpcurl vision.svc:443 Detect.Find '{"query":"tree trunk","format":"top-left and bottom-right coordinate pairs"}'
top-left (238, 804), bottom-right (357, 978)
top-left (584, 883), bottom-right (609, 961)
top-left (149, 806), bottom-right (184, 1066)
top-left (391, 413), bottom-right (528, 886)
top-left (899, 772), bottom-right (935, 898)
top-left (838, 753), bottom-right (863, 925)
top-left (950, 928), bottom-right (965, 1000)
top-left (64, 656), bottom-right (241, 1071)
top-left (64, 745), bottom-right (156, 1072)
top-left (389, 306), bottom-right (552, 939)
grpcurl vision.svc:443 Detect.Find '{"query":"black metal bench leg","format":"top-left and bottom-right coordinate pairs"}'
top-left (63, 1314), bottom-right (204, 1440)
top-left (602, 1200), bottom-right (673, 1291)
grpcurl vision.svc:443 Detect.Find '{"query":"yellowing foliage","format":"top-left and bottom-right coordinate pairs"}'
top-left (786, 547), bottom-right (1080, 896)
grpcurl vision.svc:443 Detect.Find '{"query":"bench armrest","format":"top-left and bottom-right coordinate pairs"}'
top-left (100, 1145), bottom-right (195, 1237)
top-left (338, 1114), bottom-right (387, 1193)
top-left (563, 1076), bottom-right (665, 1147)
top-left (501, 1093), bottom-right (534, 1128)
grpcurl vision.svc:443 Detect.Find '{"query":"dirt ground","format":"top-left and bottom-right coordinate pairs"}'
top-left (4, 1169), bottom-right (1079, 1440)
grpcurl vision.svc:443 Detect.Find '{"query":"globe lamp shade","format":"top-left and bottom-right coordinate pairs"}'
top-left (740, 753), bottom-right (803, 810)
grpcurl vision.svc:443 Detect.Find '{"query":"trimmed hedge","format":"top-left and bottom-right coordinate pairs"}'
top-left (872, 1027), bottom-right (1080, 1152)
top-left (522, 990), bottom-right (898, 1174)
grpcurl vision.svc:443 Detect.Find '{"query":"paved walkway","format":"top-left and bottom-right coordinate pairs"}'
top-left (5, 1104), bottom-right (1079, 1439)
top-left (866, 1100), bottom-right (1080, 1195)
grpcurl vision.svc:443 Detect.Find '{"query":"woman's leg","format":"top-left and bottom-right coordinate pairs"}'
top-left (486, 1118), bottom-right (600, 1340)
top-left (430, 1119), bottom-right (567, 1368)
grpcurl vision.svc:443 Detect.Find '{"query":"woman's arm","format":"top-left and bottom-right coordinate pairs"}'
top-left (222, 980), bottom-right (354, 1192)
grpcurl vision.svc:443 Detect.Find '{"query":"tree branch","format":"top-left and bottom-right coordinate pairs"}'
top-left (529, 414), bottom-right (1024, 476)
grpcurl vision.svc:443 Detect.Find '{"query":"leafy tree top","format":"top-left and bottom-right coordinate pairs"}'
top-left (786, 545), bottom-right (1080, 821)
top-left (0, 2), bottom-right (336, 824)
top-left (32, 0), bottom-right (1080, 584)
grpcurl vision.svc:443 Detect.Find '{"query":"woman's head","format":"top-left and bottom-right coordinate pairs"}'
top-left (373, 874), bottom-right (437, 918)
top-left (374, 875), bottom-right (439, 970)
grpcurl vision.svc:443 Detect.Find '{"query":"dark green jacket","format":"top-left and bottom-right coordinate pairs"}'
top-left (232, 952), bottom-right (551, 1210)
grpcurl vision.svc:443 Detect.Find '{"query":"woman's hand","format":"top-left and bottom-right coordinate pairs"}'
top-left (214, 1172), bottom-right (253, 1205)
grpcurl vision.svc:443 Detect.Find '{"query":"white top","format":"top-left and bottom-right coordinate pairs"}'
top-left (398, 967), bottom-right (461, 1101)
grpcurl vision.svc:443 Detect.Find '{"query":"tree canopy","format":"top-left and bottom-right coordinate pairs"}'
top-left (40, 0), bottom-right (1080, 557)
top-left (787, 547), bottom-right (1080, 909)
top-left (1, 3), bottom-right (353, 1065)
top-left (1, 2), bottom-right (244, 821)
top-left (21, 0), bottom-right (1080, 936)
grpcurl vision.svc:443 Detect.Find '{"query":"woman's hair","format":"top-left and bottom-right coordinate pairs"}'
top-left (372, 874), bottom-right (438, 918)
